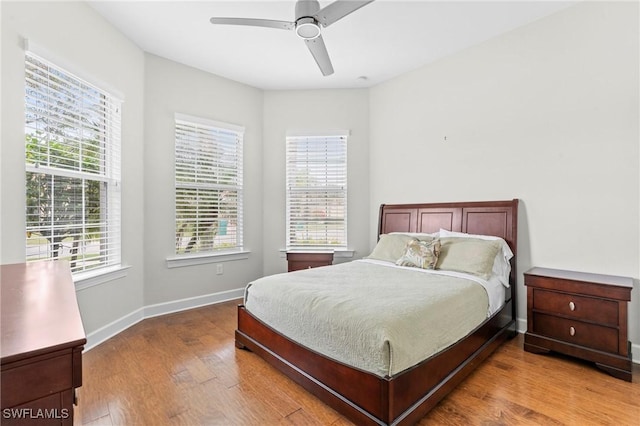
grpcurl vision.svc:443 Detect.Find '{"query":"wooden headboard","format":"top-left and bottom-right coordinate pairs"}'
top-left (378, 199), bottom-right (519, 289)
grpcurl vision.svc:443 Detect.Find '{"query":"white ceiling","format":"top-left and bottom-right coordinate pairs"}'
top-left (88, 0), bottom-right (575, 90)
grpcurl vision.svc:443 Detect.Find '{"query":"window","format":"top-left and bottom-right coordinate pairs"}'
top-left (25, 52), bottom-right (122, 275)
top-left (286, 133), bottom-right (347, 249)
top-left (174, 114), bottom-right (244, 255)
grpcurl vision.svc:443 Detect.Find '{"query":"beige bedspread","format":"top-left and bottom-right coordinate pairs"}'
top-left (244, 259), bottom-right (489, 377)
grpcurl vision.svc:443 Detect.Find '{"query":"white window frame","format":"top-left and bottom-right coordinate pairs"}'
top-left (286, 131), bottom-right (348, 250)
top-left (24, 52), bottom-right (122, 279)
top-left (172, 113), bottom-right (245, 264)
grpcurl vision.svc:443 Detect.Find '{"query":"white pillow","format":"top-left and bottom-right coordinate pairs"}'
top-left (389, 231), bottom-right (439, 239)
top-left (439, 229), bottom-right (513, 287)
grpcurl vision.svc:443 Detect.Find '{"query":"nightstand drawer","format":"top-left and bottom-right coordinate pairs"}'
top-left (532, 289), bottom-right (618, 325)
top-left (287, 252), bottom-right (334, 272)
top-left (532, 313), bottom-right (619, 353)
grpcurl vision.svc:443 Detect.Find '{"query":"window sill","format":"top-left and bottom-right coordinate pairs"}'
top-left (74, 265), bottom-right (131, 291)
top-left (166, 250), bottom-right (250, 269)
top-left (279, 248), bottom-right (354, 259)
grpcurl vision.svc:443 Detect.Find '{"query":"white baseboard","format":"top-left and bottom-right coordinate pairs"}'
top-left (84, 307), bottom-right (145, 351)
top-left (144, 288), bottom-right (244, 319)
top-left (516, 317), bottom-right (527, 334)
top-left (516, 316), bottom-right (639, 365)
top-left (84, 288), bottom-right (244, 351)
top-left (632, 343), bottom-right (640, 365)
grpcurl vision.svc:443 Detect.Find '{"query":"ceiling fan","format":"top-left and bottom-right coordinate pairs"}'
top-left (210, 0), bottom-right (374, 76)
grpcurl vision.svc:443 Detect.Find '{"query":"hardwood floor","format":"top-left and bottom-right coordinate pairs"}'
top-left (75, 299), bottom-right (640, 425)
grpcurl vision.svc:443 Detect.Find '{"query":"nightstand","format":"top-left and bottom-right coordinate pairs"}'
top-left (286, 251), bottom-right (334, 272)
top-left (524, 267), bottom-right (633, 381)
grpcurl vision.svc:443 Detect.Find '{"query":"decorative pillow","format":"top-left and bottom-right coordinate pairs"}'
top-left (436, 237), bottom-right (501, 279)
top-left (395, 239), bottom-right (441, 269)
top-left (365, 234), bottom-right (417, 263)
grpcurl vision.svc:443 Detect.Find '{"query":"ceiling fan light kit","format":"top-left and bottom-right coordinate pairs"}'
top-left (209, 0), bottom-right (374, 76)
top-left (295, 17), bottom-right (321, 39)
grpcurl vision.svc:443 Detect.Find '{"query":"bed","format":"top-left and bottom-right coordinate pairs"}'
top-left (235, 199), bottom-right (519, 425)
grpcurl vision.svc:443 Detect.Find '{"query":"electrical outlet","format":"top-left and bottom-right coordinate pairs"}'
top-left (216, 264), bottom-right (223, 275)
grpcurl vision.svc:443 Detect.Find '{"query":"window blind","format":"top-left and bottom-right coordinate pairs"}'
top-left (25, 52), bottom-right (122, 275)
top-left (286, 134), bottom-right (347, 249)
top-left (175, 115), bottom-right (244, 254)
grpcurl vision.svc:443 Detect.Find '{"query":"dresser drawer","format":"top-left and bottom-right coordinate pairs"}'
top-left (532, 289), bottom-right (618, 325)
top-left (1, 352), bottom-right (72, 408)
top-left (1, 392), bottom-right (67, 426)
top-left (532, 313), bottom-right (619, 353)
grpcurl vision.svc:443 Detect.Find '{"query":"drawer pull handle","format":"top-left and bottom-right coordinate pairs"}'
top-left (569, 301), bottom-right (575, 311)
top-left (569, 326), bottom-right (576, 336)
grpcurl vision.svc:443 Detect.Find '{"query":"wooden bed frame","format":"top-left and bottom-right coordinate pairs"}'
top-left (235, 199), bottom-right (519, 425)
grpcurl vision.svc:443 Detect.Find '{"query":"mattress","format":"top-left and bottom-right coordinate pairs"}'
top-left (244, 259), bottom-right (504, 377)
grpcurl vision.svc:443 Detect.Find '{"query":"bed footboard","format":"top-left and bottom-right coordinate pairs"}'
top-left (235, 300), bottom-right (515, 426)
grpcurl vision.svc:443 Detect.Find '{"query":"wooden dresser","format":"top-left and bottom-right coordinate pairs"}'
top-left (524, 267), bottom-right (633, 381)
top-left (286, 251), bottom-right (334, 272)
top-left (1, 261), bottom-right (86, 424)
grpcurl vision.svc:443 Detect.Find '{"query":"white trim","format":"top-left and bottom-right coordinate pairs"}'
top-left (25, 164), bottom-right (110, 183)
top-left (144, 288), bottom-right (244, 319)
top-left (287, 129), bottom-right (350, 137)
top-left (278, 248), bottom-right (354, 258)
top-left (516, 317), bottom-right (527, 334)
top-left (166, 250), bottom-right (250, 268)
top-left (84, 307), bottom-right (144, 351)
top-left (83, 287), bottom-right (245, 352)
top-left (174, 112), bottom-right (244, 133)
top-left (74, 265), bottom-right (131, 290)
top-left (333, 250), bottom-right (355, 259)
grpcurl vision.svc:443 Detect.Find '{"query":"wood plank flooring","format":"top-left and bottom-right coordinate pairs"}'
top-left (75, 299), bottom-right (640, 425)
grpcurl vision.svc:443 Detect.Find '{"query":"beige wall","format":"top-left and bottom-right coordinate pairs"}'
top-left (369, 1), bottom-right (639, 347)
top-left (143, 54), bottom-right (264, 306)
top-left (262, 90), bottom-right (370, 276)
top-left (1, 1), bottom-right (146, 334)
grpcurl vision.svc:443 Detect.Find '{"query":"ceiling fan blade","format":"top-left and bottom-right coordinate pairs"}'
top-left (314, 0), bottom-right (374, 28)
top-left (304, 35), bottom-right (334, 76)
top-left (209, 17), bottom-right (294, 31)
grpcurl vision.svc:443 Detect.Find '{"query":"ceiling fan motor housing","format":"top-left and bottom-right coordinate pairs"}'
top-left (295, 0), bottom-right (322, 39)
top-left (295, 0), bottom-right (321, 19)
